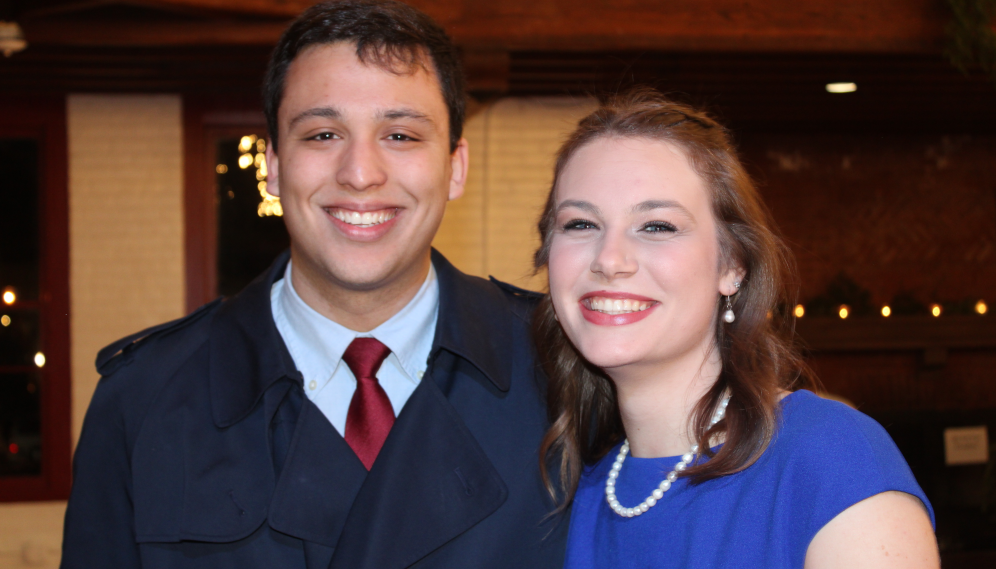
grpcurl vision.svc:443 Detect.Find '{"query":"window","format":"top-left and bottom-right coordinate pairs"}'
top-left (0, 96), bottom-right (71, 501)
top-left (184, 98), bottom-right (288, 310)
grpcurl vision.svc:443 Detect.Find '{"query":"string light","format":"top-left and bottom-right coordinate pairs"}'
top-left (238, 135), bottom-right (257, 153)
top-left (34, 352), bottom-right (45, 368)
top-left (976, 300), bottom-right (988, 315)
top-left (838, 305), bottom-right (849, 319)
top-left (216, 164), bottom-right (228, 174)
top-left (0, 315), bottom-right (9, 326)
top-left (793, 304), bottom-right (805, 318)
top-left (930, 304), bottom-right (942, 317)
top-left (881, 306), bottom-right (891, 317)
top-left (238, 153), bottom-right (253, 169)
top-left (2, 289), bottom-right (14, 304)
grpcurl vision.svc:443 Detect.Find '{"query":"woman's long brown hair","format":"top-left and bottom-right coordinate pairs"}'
top-left (534, 88), bottom-right (818, 510)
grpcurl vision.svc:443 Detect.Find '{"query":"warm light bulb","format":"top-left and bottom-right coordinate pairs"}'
top-left (881, 305), bottom-right (891, 317)
top-left (838, 305), bottom-right (849, 319)
top-left (0, 315), bottom-right (8, 326)
top-left (2, 290), bottom-right (14, 304)
top-left (826, 82), bottom-right (857, 93)
top-left (793, 304), bottom-right (805, 318)
top-left (34, 352), bottom-right (45, 368)
top-left (238, 135), bottom-right (257, 153)
top-left (930, 304), bottom-right (941, 317)
top-left (256, 138), bottom-right (266, 153)
top-left (238, 153), bottom-right (253, 169)
top-left (215, 164), bottom-right (228, 174)
top-left (976, 300), bottom-right (988, 315)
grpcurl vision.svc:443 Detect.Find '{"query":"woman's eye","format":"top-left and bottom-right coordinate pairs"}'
top-left (641, 220), bottom-right (678, 233)
top-left (562, 218), bottom-right (598, 231)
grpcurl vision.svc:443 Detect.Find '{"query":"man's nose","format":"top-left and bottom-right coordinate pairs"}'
top-left (590, 231), bottom-right (638, 279)
top-left (336, 138), bottom-right (388, 191)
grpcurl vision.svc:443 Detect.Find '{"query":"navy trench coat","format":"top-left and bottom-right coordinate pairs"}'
top-left (61, 250), bottom-right (568, 569)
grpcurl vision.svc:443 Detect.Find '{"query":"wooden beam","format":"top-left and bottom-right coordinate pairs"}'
top-left (21, 0), bottom-right (952, 53)
top-left (20, 21), bottom-right (288, 46)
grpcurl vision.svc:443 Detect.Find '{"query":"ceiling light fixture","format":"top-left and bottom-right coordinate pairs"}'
top-left (826, 82), bottom-right (857, 94)
top-left (0, 22), bottom-right (27, 58)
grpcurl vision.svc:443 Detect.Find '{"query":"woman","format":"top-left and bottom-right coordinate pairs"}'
top-left (534, 89), bottom-right (938, 568)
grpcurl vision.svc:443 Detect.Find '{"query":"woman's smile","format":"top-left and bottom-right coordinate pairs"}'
top-left (579, 291), bottom-right (658, 324)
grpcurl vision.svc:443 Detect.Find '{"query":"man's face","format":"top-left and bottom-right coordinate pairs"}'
top-left (267, 42), bottom-right (467, 299)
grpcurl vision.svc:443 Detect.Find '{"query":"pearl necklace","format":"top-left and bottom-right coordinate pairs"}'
top-left (605, 393), bottom-right (731, 518)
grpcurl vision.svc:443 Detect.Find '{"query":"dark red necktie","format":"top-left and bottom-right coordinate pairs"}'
top-left (342, 337), bottom-right (395, 470)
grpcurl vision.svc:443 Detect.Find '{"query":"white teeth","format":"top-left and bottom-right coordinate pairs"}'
top-left (330, 208), bottom-right (396, 227)
top-left (586, 297), bottom-right (653, 315)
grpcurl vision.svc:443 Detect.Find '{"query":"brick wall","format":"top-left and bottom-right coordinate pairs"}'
top-left (434, 97), bottom-right (597, 291)
top-left (67, 94), bottom-right (185, 444)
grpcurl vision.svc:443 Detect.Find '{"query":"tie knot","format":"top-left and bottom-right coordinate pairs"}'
top-left (342, 337), bottom-right (391, 381)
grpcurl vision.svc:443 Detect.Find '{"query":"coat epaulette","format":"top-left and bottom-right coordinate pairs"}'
top-left (488, 277), bottom-right (545, 322)
top-left (95, 297), bottom-right (224, 376)
top-left (488, 277), bottom-right (544, 301)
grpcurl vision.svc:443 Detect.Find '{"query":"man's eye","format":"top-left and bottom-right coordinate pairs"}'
top-left (387, 133), bottom-right (416, 142)
top-left (562, 219), bottom-right (598, 231)
top-left (311, 132), bottom-right (338, 141)
top-left (642, 221), bottom-right (678, 233)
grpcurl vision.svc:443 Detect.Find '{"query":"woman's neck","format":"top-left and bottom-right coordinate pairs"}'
top-left (608, 341), bottom-right (722, 459)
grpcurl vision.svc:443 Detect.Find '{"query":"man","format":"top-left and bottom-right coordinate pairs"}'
top-left (61, 2), bottom-right (567, 567)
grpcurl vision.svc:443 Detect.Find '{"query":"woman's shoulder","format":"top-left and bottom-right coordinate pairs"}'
top-left (776, 389), bottom-right (901, 461)
top-left (769, 389), bottom-right (934, 525)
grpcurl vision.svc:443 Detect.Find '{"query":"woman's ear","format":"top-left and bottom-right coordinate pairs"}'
top-left (719, 264), bottom-right (746, 296)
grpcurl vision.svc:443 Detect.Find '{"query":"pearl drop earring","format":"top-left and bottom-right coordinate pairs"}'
top-left (723, 281), bottom-right (740, 324)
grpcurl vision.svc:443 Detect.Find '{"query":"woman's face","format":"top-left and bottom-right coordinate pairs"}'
top-left (548, 136), bottom-right (739, 375)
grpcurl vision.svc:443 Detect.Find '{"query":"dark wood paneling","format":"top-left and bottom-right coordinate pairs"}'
top-left (18, 0), bottom-right (950, 53)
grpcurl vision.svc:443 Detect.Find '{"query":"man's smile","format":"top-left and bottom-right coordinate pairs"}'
top-left (326, 207), bottom-right (399, 228)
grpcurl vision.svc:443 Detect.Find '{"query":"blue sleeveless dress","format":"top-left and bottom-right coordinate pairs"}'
top-left (564, 390), bottom-right (934, 568)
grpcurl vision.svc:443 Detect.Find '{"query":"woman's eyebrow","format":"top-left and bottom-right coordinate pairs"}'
top-left (633, 200), bottom-right (691, 217)
top-left (555, 200), bottom-right (600, 215)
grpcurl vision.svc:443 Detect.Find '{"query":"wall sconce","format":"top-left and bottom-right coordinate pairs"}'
top-left (0, 22), bottom-right (27, 58)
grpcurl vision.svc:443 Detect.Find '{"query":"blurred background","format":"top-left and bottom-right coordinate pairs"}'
top-left (1, 0), bottom-right (995, 566)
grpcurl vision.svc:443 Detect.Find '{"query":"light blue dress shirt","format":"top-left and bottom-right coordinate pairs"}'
top-left (270, 261), bottom-right (439, 436)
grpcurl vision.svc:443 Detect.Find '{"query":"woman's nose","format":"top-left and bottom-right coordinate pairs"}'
top-left (590, 231), bottom-right (638, 279)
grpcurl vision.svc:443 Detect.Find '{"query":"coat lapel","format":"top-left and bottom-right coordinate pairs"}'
top-left (328, 368), bottom-right (508, 569)
top-left (267, 399), bottom-right (368, 548)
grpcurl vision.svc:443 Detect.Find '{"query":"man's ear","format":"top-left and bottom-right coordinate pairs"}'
top-left (265, 143), bottom-right (280, 197)
top-left (448, 137), bottom-right (469, 201)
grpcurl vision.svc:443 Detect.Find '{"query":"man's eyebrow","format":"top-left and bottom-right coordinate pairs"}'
top-left (633, 200), bottom-right (691, 216)
top-left (379, 108), bottom-right (434, 124)
top-left (288, 106), bottom-right (341, 130)
top-left (555, 200), bottom-right (600, 215)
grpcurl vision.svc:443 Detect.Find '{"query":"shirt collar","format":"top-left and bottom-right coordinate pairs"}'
top-left (209, 249), bottom-right (515, 428)
top-left (275, 260), bottom-right (438, 381)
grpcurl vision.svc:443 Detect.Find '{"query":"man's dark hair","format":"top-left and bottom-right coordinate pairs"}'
top-left (263, 0), bottom-right (466, 153)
